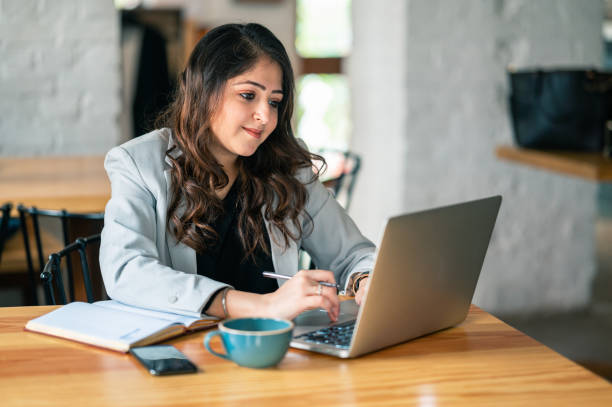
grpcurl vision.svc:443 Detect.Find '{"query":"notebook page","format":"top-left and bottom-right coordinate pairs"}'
top-left (94, 300), bottom-right (217, 327)
top-left (25, 302), bottom-right (178, 350)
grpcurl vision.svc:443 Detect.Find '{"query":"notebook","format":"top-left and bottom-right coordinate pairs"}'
top-left (291, 195), bottom-right (502, 358)
top-left (25, 300), bottom-right (218, 352)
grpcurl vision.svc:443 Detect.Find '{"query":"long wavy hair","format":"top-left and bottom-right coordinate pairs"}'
top-left (159, 23), bottom-right (323, 261)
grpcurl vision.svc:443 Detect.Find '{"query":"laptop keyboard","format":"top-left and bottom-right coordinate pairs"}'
top-left (294, 320), bottom-right (356, 349)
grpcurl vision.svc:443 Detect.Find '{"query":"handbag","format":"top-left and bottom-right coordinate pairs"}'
top-left (508, 68), bottom-right (612, 152)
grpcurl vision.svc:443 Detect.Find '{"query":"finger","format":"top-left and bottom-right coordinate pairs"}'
top-left (307, 285), bottom-right (339, 317)
top-left (299, 269), bottom-right (337, 285)
top-left (298, 273), bottom-right (336, 297)
top-left (355, 277), bottom-right (370, 305)
top-left (290, 273), bottom-right (322, 297)
top-left (356, 286), bottom-right (366, 305)
top-left (321, 284), bottom-right (339, 303)
top-left (293, 271), bottom-right (328, 295)
top-left (355, 289), bottom-right (363, 305)
top-left (303, 295), bottom-right (338, 321)
top-left (320, 285), bottom-right (340, 319)
top-left (304, 282), bottom-right (324, 297)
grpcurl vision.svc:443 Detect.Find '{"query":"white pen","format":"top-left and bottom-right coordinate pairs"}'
top-left (262, 271), bottom-right (340, 289)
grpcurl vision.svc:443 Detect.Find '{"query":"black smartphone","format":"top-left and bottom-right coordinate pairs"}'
top-left (130, 345), bottom-right (198, 376)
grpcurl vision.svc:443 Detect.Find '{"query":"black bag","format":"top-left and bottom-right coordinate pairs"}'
top-left (508, 69), bottom-right (612, 152)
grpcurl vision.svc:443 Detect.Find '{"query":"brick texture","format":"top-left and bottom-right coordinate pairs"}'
top-left (0, 0), bottom-right (120, 156)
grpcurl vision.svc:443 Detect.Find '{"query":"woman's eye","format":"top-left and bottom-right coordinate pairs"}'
top-left (269, 100), bottom-right (280, 109)
top-left (239, 92), bottom-right (254, 100)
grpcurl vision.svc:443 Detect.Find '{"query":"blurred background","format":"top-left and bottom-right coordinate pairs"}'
top-left (2, 0), bottom-right (612, 380)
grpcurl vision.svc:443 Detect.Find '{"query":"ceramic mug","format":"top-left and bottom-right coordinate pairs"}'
top-left (204, 317), bottom-right (294, 368)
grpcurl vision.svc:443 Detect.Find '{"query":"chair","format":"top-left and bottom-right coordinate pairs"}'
top-left (316, 150), bottom-right (361, 211)
top-left (41, 234), bottom-right (103, 305)
top-left (0, 203), bottom-right (13, 264)
top-left (40, 234), bottom-right (103, 305)
top-left (18, 205), bottom-right (104, 305)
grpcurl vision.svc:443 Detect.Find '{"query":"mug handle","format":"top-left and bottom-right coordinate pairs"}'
top-left (204, 330), bottom-right (230, 360)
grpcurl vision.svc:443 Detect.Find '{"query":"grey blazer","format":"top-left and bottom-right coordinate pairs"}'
top-left (100, 129), bottom-right (375, 317)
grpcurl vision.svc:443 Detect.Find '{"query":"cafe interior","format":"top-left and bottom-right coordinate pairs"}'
top-left (2, 0), bottom-right (612, 398)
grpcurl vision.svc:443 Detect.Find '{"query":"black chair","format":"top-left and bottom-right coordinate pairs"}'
top-left (18, 205), bottom-right (104, 305)
top-left (316, 150), bottom-right (362, 211)
top-left (0, 203), bottom-right (13, 264)
top-left (40, 234), bottom-right (103, 305)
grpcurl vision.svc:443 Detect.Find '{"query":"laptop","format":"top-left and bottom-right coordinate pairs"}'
top-left (291, 195), bottom-right (502, 358)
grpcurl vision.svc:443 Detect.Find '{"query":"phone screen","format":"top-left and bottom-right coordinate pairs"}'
top-left (130, 345), bottom-right (198, 376)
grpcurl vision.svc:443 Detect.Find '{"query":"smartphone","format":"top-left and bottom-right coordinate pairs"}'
top-left (130, 345), bottom-right (198, 376)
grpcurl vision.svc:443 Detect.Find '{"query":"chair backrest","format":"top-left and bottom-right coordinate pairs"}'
top-left (40, 233), bottom-right (103, 305)
top-left (0, 202), bottom-right (13, 264)
top-left (316, 150), bottom-right (362, 210)
top-left (17, 205), bottom-right (104, 305)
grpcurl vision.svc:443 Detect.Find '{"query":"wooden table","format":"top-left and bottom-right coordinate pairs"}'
top-left (0, 155), bottom-right (109, 214)
top-left (0, 156), bottom-right (109, 303)
top-left (496, 146), bottom-right (612, 181)
top-left (1, 305), bottom-right (611, 406)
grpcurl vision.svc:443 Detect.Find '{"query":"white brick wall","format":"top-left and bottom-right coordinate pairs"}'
top-left (0, 0), bottom-right (121, 156)
top-left (349, 0), bottom-right (604, 314)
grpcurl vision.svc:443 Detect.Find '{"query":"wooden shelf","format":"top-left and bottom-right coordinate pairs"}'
top-left (496, 146), bottom-right (612, 181)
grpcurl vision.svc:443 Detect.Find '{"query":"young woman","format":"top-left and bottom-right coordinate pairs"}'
top-left (100, 23), bottom-right (374, 322)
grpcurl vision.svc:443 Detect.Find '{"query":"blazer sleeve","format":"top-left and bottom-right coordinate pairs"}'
top-left (298, 168), bottom-right (375, 292)
top-left (99, 146), bottom-right (229, 317)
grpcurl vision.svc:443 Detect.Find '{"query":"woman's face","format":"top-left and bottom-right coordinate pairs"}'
top-left (209, 57), bottom-right (283, 167)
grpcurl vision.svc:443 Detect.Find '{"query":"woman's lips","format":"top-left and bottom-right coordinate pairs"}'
top-left (243, 127), bottom-right (263, 139)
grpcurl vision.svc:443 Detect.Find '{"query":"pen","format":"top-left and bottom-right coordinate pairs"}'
top-left (262, 271), bottom-right (340, 289)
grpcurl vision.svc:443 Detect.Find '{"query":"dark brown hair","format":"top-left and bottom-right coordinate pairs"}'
top-left (159, 23), bottom-right (323, 260)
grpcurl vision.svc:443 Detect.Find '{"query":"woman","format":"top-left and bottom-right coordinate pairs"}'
top-left (100, 23), bottom-right (374, 322)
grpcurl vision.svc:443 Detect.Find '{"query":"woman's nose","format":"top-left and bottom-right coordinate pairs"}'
top-left (253, 103), bottom-right (270, 124)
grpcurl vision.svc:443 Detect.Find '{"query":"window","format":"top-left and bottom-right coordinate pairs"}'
top-left (296, 0), bottom-right (351, 58)
top-left (295, 0), bottom-right (352, 152)
top-left (297, 74), bottom-right (350, 151)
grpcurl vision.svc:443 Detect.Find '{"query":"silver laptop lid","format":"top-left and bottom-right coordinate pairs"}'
top-left (291, 196), bottom-right (501, 358)
top-left (347, 195), bottom-right (501, 357)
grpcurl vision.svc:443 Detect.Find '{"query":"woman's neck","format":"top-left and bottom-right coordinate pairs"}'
top-left (215, 161), bottom-right (238, 200)
top-left (208, 143), bottom-right (239, 199)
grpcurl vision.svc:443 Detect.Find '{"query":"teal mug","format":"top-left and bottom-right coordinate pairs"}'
top-left (204, 317), bottom-right (294, 368)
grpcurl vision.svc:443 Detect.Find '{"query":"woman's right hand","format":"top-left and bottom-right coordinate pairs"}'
top-left (262, 269), bottom-right (340, 322)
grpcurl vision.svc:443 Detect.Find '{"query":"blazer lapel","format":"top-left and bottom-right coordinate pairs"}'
top-left (164, 138), bottom-right (196, 274)
top-left (263, 206), bottom-right (299, 281)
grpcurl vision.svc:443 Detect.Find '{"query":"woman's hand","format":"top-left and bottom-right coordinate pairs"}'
top-left (262, 269), bottom-right (340, 322)
top-left (354, 277), bottom-right (370, 306)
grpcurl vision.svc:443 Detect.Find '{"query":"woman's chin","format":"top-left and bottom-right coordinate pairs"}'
top-left (237, 143), bottom-right (263, 157)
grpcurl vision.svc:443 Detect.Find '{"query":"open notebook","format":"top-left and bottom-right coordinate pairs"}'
top-left (25, 300), bottom-right (218, 352)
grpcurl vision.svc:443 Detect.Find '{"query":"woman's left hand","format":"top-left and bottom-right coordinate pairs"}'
top-left (354, 277), bottom-right (370, 306)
